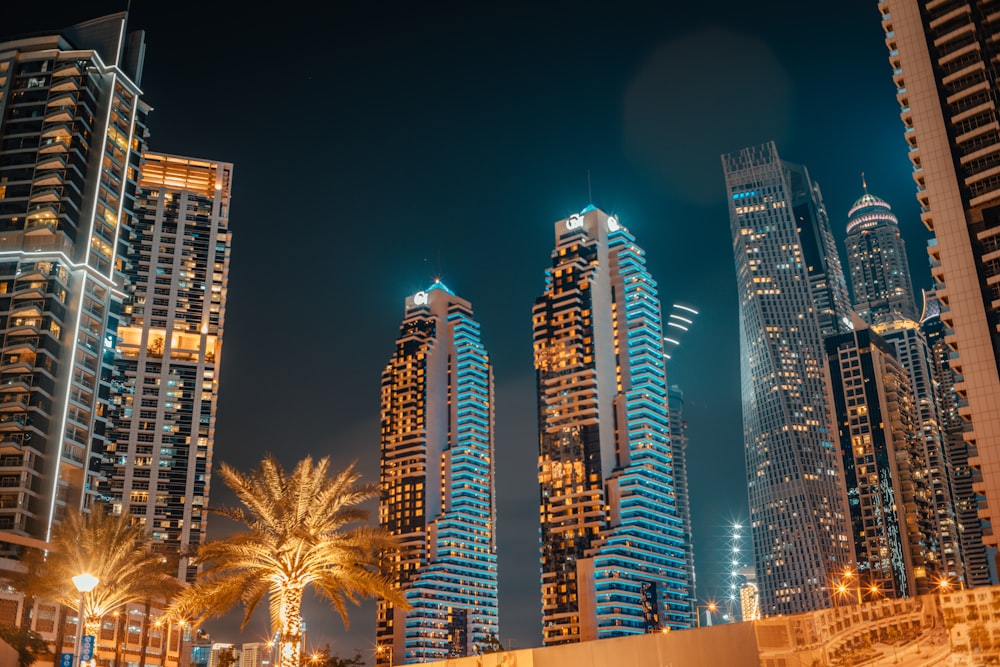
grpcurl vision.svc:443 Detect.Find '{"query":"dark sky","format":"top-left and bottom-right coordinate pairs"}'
top-left (8, 0), bottom-right (931, 660)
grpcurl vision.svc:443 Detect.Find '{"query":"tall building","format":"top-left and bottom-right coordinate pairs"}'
top-left (880, 0), bottom-right (1000, 576)
top-left (377, 280), bottom-right (498, 664)
top-left (825, 324), bottom-right (939, 598)
top-left (105, 152), bottom-right (233, 580)
top-left (845, 184), bottom-right (918, 324)
top-left (922, 291), bottom-right (992, 586)
top-left (668, 384), bottom-right (696, 622)
top-left (876, 319), bottom-right (965, 585)
top-left (722, 142), bottom-right (853, 616)
top-left (0, 13), bottom-right (147, 550)
top-left (532, 205), bottom-right (691, 645)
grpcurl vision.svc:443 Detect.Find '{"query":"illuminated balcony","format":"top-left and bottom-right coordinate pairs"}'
top-left (24, 212), bottom-right (58, 235)
top-left (38, 138), bottom-right (68, 155)
top-left (5, 319), bottom-right (40, 337)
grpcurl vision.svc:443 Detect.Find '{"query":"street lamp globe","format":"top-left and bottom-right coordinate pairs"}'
top-left (72, 573), bottom-right (99, 593)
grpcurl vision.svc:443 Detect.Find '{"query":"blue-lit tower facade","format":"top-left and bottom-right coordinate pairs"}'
top-left (722, 142), bottom-right (852, 616)
top-left (377, 281), bottom-right (497, 665)
top-left (533, 205), bottom-right (691, 645)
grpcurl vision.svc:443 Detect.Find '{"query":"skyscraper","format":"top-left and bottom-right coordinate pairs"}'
top-left (0, 13), bottom-right (146, 550)
top-left (377, 280), bottom-right (497, 664)
top-left (532, 205), bottom-right (691, 645)
top-left (880, 0), bottom-right (1000, 576)
top-left (722, 142), bottom-right (852, 615)
top-left (845, 184), bottom-right (918, 324)
top-left (922, 291), bottom-right (992, 586)
top-left (825, 324), bottom-right (938, 598)
top-left (106, 152), bottom-right (233, 581)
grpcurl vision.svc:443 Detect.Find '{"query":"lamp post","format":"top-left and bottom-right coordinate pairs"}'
top-left (71, 573), bottom-right (99, 667)
top-left (696, 602), bottom-right (718, 628)
top-left (376, 643), bottom-right (393, 666)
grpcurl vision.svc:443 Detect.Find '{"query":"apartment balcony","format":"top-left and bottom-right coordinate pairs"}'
top-left (0, 395), bottom-right (29, 413)
top-left (4, 319), bottom-right (40, 338)
top-left (42, 107), bottom-right (73, 124)
top-left (51, 62), bottom-right (81, 78)
top-left (9, 300), bottom-right (44, 319)
top-left (24, 215), bottom-right (58, 236)
top-left (28, 186), bottom-right (62, 204)
top-left (37, 138), bottom-right (68, 155)
top-left (1, 338), bottom-right (36, 356)
top-left (11, 285), bottom-right (45, 301)
top-left (31, 171), bottom-right (63, 189)
top-left (34, 152), bottom-right (66, 172)
top-left (49, 78), bottom-right (78, 93)
top-left (0, 414), bottom-right (26, 432)
top-left (0, 377), bottom-right (30, 394)
top-left (45, 92), bottom-right (77, 109)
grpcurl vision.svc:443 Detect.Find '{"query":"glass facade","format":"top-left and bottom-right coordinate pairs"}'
top-left (723, 142), bottom-right (852, 615)
top-left (533, 206), bottom-right (691, 645)
top-left (377, 281), bottom-right (498, 664)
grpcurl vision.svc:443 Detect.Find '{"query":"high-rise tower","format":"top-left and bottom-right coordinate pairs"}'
top-left (106, 152), bottom-right (233, 581)
top-left (922, 291), bottom-right (992, 586)
top-left (879, 0), bottom-right (1000, 574)
top-left (825, 324), bottom-right (938, 598)
top-left (377, 280), bottom-right (497, 664)
top-left (722, 142), bottom-right (852, 616)
top-left (0, 14), bottom-right (147, 550)
top-left (845, 183), bottom-right (918, 324)
top-left (533, 205), bottom-right (691, 645)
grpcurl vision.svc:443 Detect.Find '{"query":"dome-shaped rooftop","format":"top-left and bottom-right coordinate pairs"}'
top-left (846, 176), bottom-right (898, 234)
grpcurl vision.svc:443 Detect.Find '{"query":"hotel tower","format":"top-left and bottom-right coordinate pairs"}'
top-left (879, 0), bottom-right (1000, 575)
top-left (722, 142), bottom-right (853, 615)
top-left (0, 13), bottom-right (147, 550)
top-left (105, 152), bottom-right (233, 581)
top-left (377, 281), bottom-right (498, 664)
top-left (532, 205), bottom-right (691, 645)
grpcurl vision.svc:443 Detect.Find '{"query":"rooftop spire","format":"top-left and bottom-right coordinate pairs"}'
top-left (861, 171), bottom-right (868, 193)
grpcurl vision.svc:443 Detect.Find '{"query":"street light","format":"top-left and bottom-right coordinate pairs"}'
top-left (696, 601), bottom-right (718, 628)
top-left (71, 573), bottom-right (99, 667)
top-left (376, 643), bottom-right (393, 666)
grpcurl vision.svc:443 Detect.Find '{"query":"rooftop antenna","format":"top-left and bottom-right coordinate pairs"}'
top-left (861, 171), bottom-right (868, 193)
top-left (587, 169), bottom-right (593, 205)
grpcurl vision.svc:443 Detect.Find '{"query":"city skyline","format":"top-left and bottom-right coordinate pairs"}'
top-left (3, 0), bottom-right (935, 657)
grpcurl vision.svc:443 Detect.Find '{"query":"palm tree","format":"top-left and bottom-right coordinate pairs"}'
top-left (9, 510), bottom-right (181, 653)
top-left (10, 508), bottom-right (182, 642)
top-left (167, 454), bottom-right (405, 667)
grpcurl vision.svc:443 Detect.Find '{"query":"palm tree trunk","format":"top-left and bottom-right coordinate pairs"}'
top-left (278, 587), bottom-right (304, 667)
top-left (138, 598), bottom-right (151, 667)
top-left (52, 603), bottom-right (66, 665)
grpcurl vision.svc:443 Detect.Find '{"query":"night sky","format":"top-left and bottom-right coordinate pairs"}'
top-left (7, 1), bottom-right (932, 659)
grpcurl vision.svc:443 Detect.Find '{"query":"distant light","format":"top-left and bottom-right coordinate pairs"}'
top-left (663, 337), bottom-right (681, 346)
top-left (674, 304), bottom-right (699, 315)
top-left (667, 322), bottom-right (688, 331)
